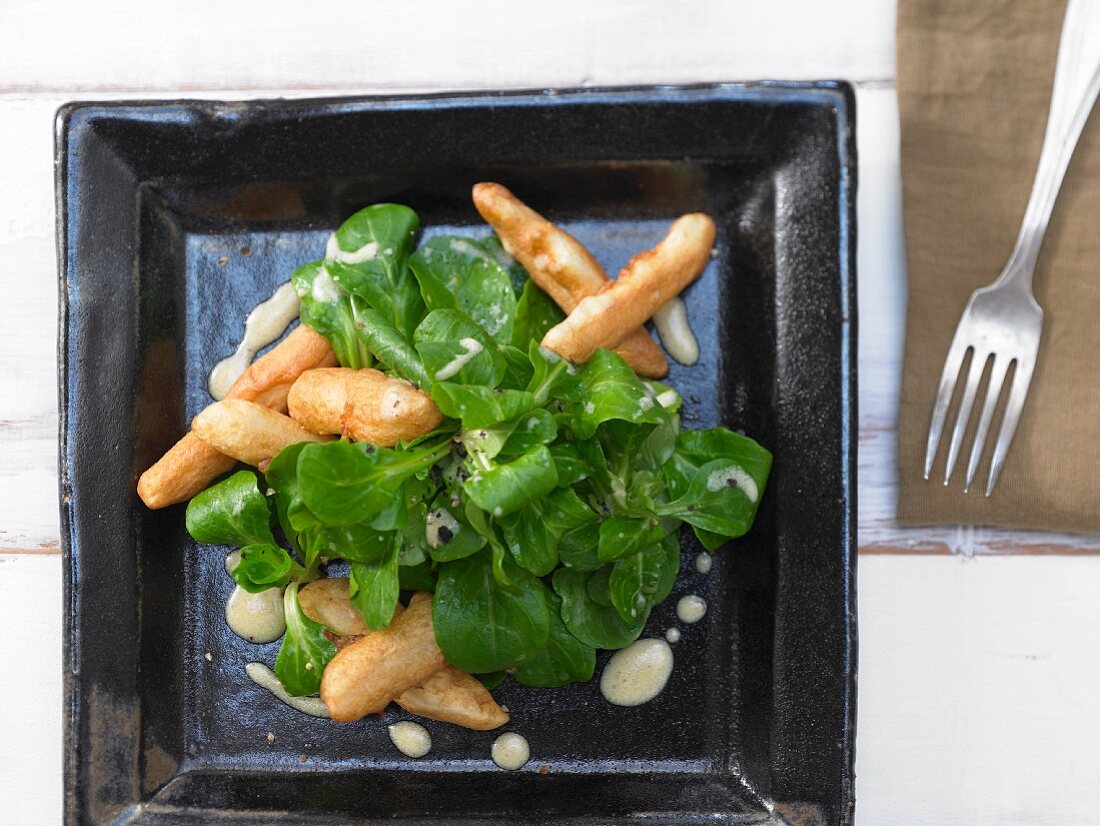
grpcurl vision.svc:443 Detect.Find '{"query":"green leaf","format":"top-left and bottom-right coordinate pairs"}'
top-left (408, 236), bottom-right (518, 343)
top-left (398, 559), bottom-right (438, 592)
top-left (498, 408), bottom-right (557, 455)
top-left (426, 506), bottom-right (488, 562)
top-left (511, 278), bottom-right (564, 349)
top-left (597, 516), bottom-right (665, 563)
top-left (186, 471), bottom-right (275, 547)
top-left (397, 536), bottom-right (427, 568)
top-left (325, 204), bottom-right (424, 340)
top-left (553, 568), bottom-right (649, 650)
top-left (354, 306), bottom-right (431, 388)
top-left (514, 592), bottom-right (596, 688)
top-left (693, 528), bottom-right (729, 552)
top-left (350, 541), bottom-right (401, 630)
top-left (433, 549), bottom-right (550, 672)
top-left (275, 582), bottom-right (337, 696)
top-left (415, 309), bottom-right (504, 388)
top-left (499, 345), bottom-right (535, 390)
top-left (297, 441), bottom-right (397, 526)
top-left (500, 488), bottom-right (598, 576)
top-left (676, 428), bottom-right (773, 483)
top-left (480, 235), bottom-right (529, 293)
top-left (292, 261), bottom-right (373, 369)
top-left (637, 414), bottom-right (680, 472)
top-left (476, 670), bottom-right (508, 689)
top-left (549, 443), bottom-right (592, 487)
top-left (653, 531), bottom-right (682, 604)
top-left (527, 342), bottom-right (583, 405)
top-left (302, 522), bottom-right (392, 564)
top-left (609, 541), bottom-right (667, 623)
top-left (660, 452), bottom-right (695, 499)
top-left (431, 384), bottom-right (535, 429)
top-left (489, 541), bottom-right (521, 595)
top-left (586, 566), bottom-right (615, 606)
top-left (460, 421), bottom-right (516, 462)
top-left (297, 439), bottom-right (448, 527)
top-left (657, 435), bottom-right (771, 538)
top-left (264, 443), bottom-right (312, 548)
top-left (570, 349), bottom-right (669, 439)
top-left (464, 445), bottom-right (559, 518)
top-left (558, 521), bottom-right (602, 571)
top-left (230, 543), bottom-right (295, 593)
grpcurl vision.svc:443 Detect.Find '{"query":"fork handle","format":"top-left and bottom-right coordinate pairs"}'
top-left (1001, 0), bottom-right (1100, 289)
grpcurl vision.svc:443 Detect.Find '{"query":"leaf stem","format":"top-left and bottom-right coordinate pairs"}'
top-left (530, 357), bottom-right (569, 407)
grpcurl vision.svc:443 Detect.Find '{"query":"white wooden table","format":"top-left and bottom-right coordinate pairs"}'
top-left (3, 2), bottom-right (1098, 823)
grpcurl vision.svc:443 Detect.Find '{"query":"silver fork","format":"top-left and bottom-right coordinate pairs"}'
top-left (923, 0), bottom-right (1100, 496)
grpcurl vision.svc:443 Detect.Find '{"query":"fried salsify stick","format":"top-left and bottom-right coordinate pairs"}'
top-left (137, 325), bottom-right (337, 509)
top-left (288, 367), bottom-right (443, 447)
top-left (316, 589), bottom-right (508, 734)
top-left (472, 182), bottom-right (669, 379)
top-left (191, 399), bottom-right (332, 470)
top-left (540, 213), bottom-right (715, 365)
top-left (300, 584), bottom-right (509, 730)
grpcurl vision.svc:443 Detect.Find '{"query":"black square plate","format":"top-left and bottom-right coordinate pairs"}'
top-left (59, 83), bottom-right (857, 825)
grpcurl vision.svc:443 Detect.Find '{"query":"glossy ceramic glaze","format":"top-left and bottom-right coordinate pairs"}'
top-left (59, 83), bottom-right (857, 825)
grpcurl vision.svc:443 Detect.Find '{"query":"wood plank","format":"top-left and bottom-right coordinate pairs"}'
top-left (0, 0), bottom-right (896, 93)
top-left (856, 555), bottom-right (1100, 824)
top-left (0, 555), bottom-right (62, 825)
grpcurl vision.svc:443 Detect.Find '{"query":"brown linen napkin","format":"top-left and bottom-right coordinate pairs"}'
top-left (896, 0), bottom-right (1100, 531)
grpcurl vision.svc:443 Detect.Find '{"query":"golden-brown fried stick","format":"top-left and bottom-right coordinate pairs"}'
top-left (396, 666), bottom-right (509, 731)
top-left (321, 592), bottom-right (446, 723)
top-left (300, 577), bottom-right (406, 637)
top-left (472, 182), bottom-right (668, 378)
top-left (312, 588), bottom-right (508, 729)
top-left (541, 213), bottom-right (715, 365)
top-left (137, 325), bottom-right (337, 509)
top-left (224, 325), bottom-right (337, 409)
top-left (136, 434), bottom-right (238, 511)
top-left (288, 367), bottom-right (442, 447)
top-left (191, 399), bottom-right (331, 469)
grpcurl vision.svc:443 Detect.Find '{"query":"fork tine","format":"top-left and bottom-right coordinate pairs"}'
top-left (923, 342), bottom-right (970, 479)
top-left (985, 358), bottom-right (1036, 496)
top-left (964, 356), bottom-right (1011, 492)
top-left (943, 350), bottom-right (989, 484)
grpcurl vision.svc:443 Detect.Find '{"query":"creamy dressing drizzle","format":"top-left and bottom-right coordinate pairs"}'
top-left (706, 465), bottom-right (758, 503)
top-left (676, 595), bottom-right (707, 624)
top-left (245, 662), bottom-right (329, 717)
top-left (434, 338), bottom-right (484, 380)
top-left (599, 638), bottom-right (674, 706)
top-left (388, 721), bottom-right (432, 757)
top-left (326, 232), bottom-right (380, 264)
top-left (224, 550), bottom-right (286, 643)
top-left (226, 586), bottom-right (286, 643)
top-left (652, 297), bottom-right (699, 365)
top-left (656, 389), bottom-right (680, 409)
top-left (491, 733), bottom-right (530, 770)
top-left (208, 282), bottom-right (301, 400)
top-left (310, 265), bottom-right (344, 303)
top-left (426, 508), bottom-right (461, 549)
top-left (449, 238), bottom-right (483, 258)
top-left (695, 552), bottom-right (713, 574)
